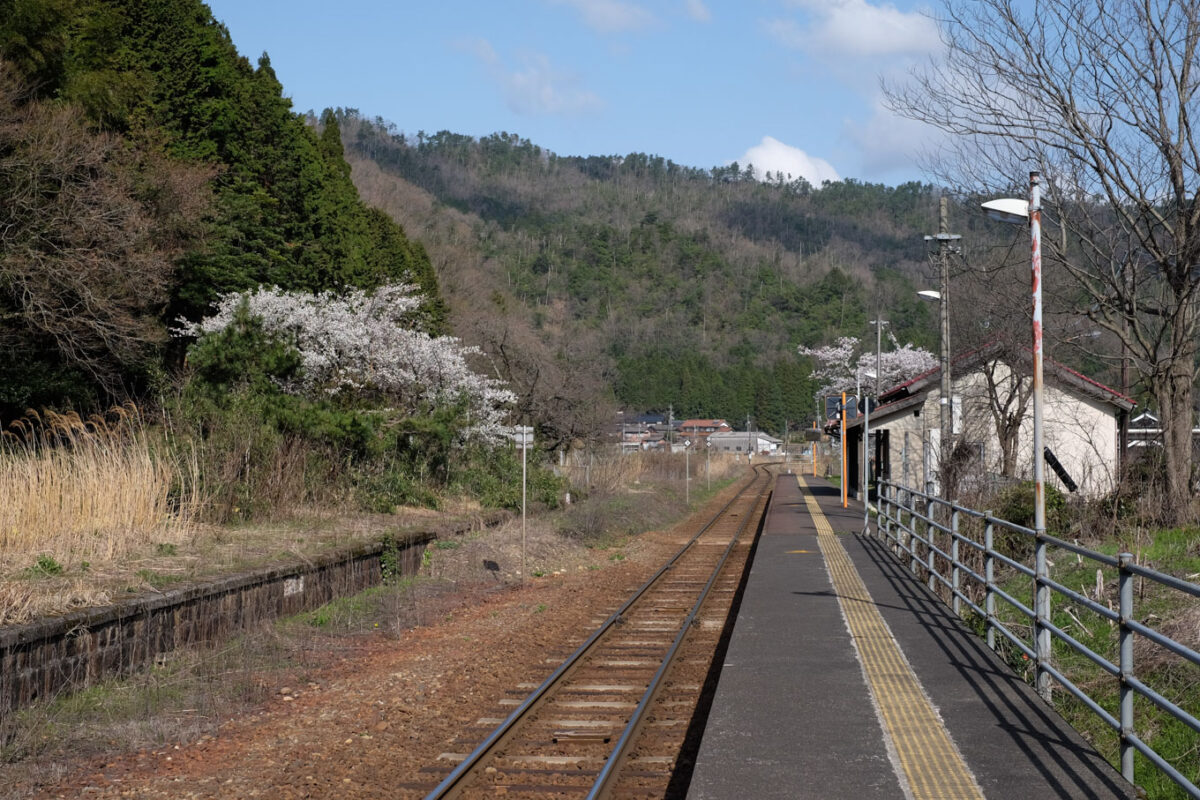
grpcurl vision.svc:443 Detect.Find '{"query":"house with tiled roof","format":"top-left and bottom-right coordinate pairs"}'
top-left (679, 419), bottom-right (732, 443)
top-left (840, 343), bottom-right (1135, 499)
top-left (708, 430), bottom-right (782, 455)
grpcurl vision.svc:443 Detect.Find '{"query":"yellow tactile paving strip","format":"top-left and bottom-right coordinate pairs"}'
top-left (797, 476), bottom-right (984, 800)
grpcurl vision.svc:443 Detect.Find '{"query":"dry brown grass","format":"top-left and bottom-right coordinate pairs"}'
top-left (1135, 603), bottom-right (1200, 672)
top-left (561, 448), bottom-right (748, 493)
top-left (0, 579), bottom-right (112, 625)
top-left (0, 405), bottom-right (200, 568)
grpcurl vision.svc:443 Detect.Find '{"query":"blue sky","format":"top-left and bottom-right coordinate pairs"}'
top-left (203, 0), bottom-right (943, 187)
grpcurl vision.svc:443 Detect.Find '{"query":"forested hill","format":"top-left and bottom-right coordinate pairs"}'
top-left (341, 113), bottom-right (943, 439)
top-left (0, 1), bottom-right (443, 417)
top-left (0, 0), bottom-right (948, 442)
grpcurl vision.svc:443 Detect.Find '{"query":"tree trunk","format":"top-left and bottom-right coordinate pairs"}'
top-left (1155, 319), bottom-right (1197, 523)
top-left (998, 420), bottom-right (1019, 478)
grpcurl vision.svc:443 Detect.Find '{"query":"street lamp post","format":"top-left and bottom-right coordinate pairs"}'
top-left (860, 367), bottom-right (876, 533)
top-left (866, 316), bottom-right (886, 534)
top-left (982, 170), bottom-right (1049, 701)
top-left (917, 288), bottom-right (945, 497)
top-left (924, 196), bottom-right (960, 499)
top-left (869, 317), bottom-right (886, 398)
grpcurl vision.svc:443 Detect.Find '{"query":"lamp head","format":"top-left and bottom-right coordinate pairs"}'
top-left (981, 198), bottom-right (1029, 224)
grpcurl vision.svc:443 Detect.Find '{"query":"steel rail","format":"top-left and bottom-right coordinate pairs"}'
top-left (423, 465), bottom-right (771, 799)
top-left (588, 474), bottom-right (769, 799)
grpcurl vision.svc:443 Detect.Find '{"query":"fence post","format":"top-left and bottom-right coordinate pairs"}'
top-left (985, 514), bottom-right (995, 652)
top-left (1035, 530), bottom-right (1052, 702)
top-left (926, 496), bottom-right (936, 594)
top-left (888, 483), bottom-right (895, 541)
top-left (1118, 551), bottom-right (1135, 783)
top-left (909, 491), bottom-right (920, 575)
top-left (951, 506), bottom-right (960, 616)
top-left (879, 483), bottom-right (888, 543)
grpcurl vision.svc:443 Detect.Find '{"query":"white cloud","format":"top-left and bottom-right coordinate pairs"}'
top-left (843, 98), bottom-right (943, 179)
top-left (685, 0), bottom-right (711, 23)
top-left (460, 38), bottom-right (604, 116)
top-left (764, 17), bottom-right (807, 50)
top-left (736, 136), bottom-right (840, 185)
top-left (505, 52), bottom-right (604, 115)
top-left (769, 0), bottom-right (938, 58)
top-left (548, 0), bottom-right (656, 34)
top-left (760, 2), bottom-right (943, 181)
top-left (459, 37), bottom-right (500, 66)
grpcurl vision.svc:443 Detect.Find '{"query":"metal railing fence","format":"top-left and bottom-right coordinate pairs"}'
top-left (875, 479), bottom-right (1200, 799)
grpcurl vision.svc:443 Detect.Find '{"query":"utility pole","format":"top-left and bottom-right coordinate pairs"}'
top-left (924, 196), bottom-right (960, 499)
top-left (866, 314), bottom-right (886, 520)
top-left (706, 439), bottom-right (711, 490)
top-left (872, 315), bottom-right (885, 397)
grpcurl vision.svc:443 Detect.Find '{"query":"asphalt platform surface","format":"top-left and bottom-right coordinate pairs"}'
top-left (685, 473), bottom-right (1139, 800)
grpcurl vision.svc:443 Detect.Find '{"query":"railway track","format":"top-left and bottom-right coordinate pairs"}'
top-left (409, 465), bottom-right (775, 799)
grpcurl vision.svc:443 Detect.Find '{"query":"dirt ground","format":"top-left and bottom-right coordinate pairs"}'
top-left (4, 478), bottom-right (748, 800)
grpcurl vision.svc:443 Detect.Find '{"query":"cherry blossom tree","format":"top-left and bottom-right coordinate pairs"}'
top-left (177, 284), bottom-right (515, 441)
top-left (799, 336), bottom-right (937, 398)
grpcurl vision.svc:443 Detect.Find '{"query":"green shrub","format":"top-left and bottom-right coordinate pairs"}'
top-left (449, 442), bottom-right (567, 511)
top-left (357, 464), bottom-right (440, 512)
top-left (24, 554), bottom-right (63, 578)
top-left (450, 444), bottom-right (521, 509)
top-left (991, 481), bottom-right (1070, 559)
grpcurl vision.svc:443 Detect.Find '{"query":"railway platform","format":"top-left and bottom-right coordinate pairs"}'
top-left (686, 473), bottom-right (1138, 799)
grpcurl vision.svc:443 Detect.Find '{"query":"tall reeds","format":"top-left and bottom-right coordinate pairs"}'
top-left (0, 404), bottom-right (200, 565)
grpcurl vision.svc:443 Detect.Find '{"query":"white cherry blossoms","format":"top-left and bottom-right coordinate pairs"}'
top-left (178, 283), bottom-right (515, 441)
top-left (798, 336), bottom-right (937, 397)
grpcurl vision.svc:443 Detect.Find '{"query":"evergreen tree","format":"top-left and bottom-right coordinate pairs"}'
top-left (0, 0), bottom-right (446, 413)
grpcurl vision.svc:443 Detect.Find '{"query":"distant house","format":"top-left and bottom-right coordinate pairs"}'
top-left (619, 421), bottom-right (653, 452)
top-left (839, 344), bottom-right (1135, 499)
top-left (679, 419), bottom-right (732, 444)
top-left (640, 432), bottom-right (668, 451)
top-left (708, 430), bottom-right (781, 455)
top-left (1124, 410), bottom-right (1200, 463)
